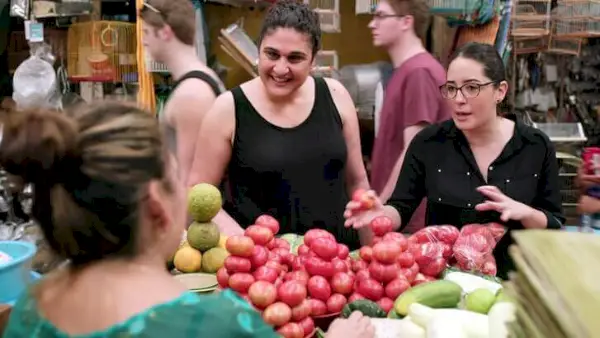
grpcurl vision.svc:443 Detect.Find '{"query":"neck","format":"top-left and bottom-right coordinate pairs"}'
top-left (463, 115), bottom-right (503, 147)
top-left (162, 44), bottom-right (205, 80)
top-left (387, 35), bottom-right (427, 68)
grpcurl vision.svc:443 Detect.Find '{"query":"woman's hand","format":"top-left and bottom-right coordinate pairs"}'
top-left (578, 195), bottom-right (600, 214)
top-left (343, 190), bottom-right (385, 229)
top-left (326, 311), bottom-right (375, 338)
top-left (577, 164), bottom-right (600, 192)
top-left (475, 185), bottom-right (535, 222)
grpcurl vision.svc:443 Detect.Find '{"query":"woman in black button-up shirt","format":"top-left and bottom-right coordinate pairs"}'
top-left (345, 42), bottom-right (564, 280)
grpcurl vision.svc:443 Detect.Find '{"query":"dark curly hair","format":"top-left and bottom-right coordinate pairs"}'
top-left (257, 0), bottom-right (322, 57)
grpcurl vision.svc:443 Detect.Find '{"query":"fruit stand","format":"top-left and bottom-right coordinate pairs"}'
top-left (173, 184), bottom-right (515, 338)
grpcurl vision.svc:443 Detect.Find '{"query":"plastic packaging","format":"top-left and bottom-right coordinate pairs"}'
top-left (452, 224), bottom-right (506, 276)
top-left (407, 223), bottom-right (506, 278)
top-left (12, 42), bottom-right (61, 110)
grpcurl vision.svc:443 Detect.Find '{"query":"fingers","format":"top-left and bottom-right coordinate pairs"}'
top-left (348, 311), bottom-right (363, 321)
top-left (474, 201), bottom-right (503, 212)
top-left (500, 209), bottom-right (511, 222)
top-left (476, 185), bottom-right (506, 201)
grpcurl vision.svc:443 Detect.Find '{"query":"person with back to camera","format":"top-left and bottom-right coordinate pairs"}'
top-left (0, 102), bottom-right (374, 338)
top-left (343, 42), bottom-right (564, 280)
top-left (187, 1), bottom-right (371, 248)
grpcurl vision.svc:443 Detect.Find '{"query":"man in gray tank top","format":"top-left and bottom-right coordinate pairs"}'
top-left (140, 0), bottom-right (224, 183)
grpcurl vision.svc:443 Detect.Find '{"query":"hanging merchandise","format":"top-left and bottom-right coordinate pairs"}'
top-left (8, 0), bottom-right (28, 18)
top-left (12, 42), bottom-right (61, 110)
top-left (437, 0), bottom-right (498, 26)
top-left (135, 0), bottom-right (156, 113)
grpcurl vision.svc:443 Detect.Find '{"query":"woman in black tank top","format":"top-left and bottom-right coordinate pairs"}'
top-left (188, 1), bottom-right (370, 250)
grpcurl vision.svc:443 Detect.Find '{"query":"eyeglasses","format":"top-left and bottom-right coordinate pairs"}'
top-left (371, 12), bottom-right (406, 21)
top-left (440, 81), bottom-right (496, 100)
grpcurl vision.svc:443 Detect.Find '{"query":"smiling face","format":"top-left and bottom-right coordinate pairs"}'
top-left (444, 56), bottom-right (508, 131)
top-left (257, 27), bottom-right (315, 98)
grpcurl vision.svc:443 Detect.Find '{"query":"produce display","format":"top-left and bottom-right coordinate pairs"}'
top-left (169, 183), bottom-right (229, 274)
top-left (171, 186), bottom-right (518, 337)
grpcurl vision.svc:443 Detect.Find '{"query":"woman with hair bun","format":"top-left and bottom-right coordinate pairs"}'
top-left (344, 42), bottom-right (564, 280)
top-left (0, 102), bottom-right (373, 338)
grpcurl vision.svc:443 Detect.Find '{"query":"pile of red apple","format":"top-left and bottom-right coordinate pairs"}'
top-left (350, 216), bottom-right (421, 312)
top-left (217, 217), bottom-right (339, 337)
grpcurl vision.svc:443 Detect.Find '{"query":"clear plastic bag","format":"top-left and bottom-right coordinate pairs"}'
top-left (451, 223), bottom-right (506, 276)
top-left (12, 42), bottom-right (61, 110)
top-left (407, 225), bottom-right (460, 278)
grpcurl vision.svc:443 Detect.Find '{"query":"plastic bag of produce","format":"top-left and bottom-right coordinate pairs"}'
top-left (452, 224), bottom-right (506, 276)
top-left (407, 226), bottom-right (460, 279)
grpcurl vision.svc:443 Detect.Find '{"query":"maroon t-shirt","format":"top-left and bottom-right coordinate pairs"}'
top-left (371, 53), bottom-right (451, 234)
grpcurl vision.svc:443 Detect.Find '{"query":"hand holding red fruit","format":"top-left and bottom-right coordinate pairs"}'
top-left (344, 190), bottom-right (395, 230)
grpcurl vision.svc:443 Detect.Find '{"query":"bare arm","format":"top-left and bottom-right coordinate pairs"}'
top-left (187, 92), bottom-right (244, 236)
top-left (379, 124), bottom-right (427, 203)
top-left (167, 81), bottom-right (217, 185)
top-left (325, 78), bottom-right (371, 244)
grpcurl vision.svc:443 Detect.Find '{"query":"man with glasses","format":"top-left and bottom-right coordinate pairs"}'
top-left (139, 0), bottom-right (224, 184)
top-left (368, 0), bottom-right (451, 234)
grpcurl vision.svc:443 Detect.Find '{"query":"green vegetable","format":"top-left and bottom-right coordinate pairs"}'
top-left (316, 327), bottom-right (326, 338)
top-left (465, 288), bottom-right (496, 314)
top-left (342, 299), bottom-right (387, 318)
top-left (349, 249), bottom-right (360, 260)
top-left (388, 309), bottom-right (402, 319)
top-left (394, 280), bottom-right (462, 316)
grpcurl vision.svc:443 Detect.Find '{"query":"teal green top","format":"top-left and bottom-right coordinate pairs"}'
top-left (3, 289), bottom-right (279, 338)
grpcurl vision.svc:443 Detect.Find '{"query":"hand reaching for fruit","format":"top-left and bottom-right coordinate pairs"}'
top-left (325, 311), bottom-right (375, 338)
top-left (344, 189), bottom-right (386, 229)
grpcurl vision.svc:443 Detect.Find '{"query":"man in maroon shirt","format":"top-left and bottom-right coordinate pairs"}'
top-left (368, 0), bottom-right (451, 233)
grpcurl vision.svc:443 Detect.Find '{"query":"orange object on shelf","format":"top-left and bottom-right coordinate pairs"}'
top-left (135, 0), bottom-right (156, 114)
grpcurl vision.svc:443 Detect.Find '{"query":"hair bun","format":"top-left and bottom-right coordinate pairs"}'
top-left (0, 108), bottom-right (79, 184)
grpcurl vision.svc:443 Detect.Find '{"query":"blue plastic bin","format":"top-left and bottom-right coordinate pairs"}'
top-left (0, 241), bottom-right (37, 303)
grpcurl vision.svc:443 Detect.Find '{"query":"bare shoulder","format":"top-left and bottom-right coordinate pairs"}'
top-left (322, 77), bottom-right (356, 123)
top-left (204, 91), bottom-right (236, 138)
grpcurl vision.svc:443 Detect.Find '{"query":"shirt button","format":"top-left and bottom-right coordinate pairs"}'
top-left (534, 174), bottom-right (538, 178)
top-left (438, 169), bottom-right (442, 173)
top-left (438, 198), bottom-right (442, 202)
top-left (467, 203), bottom-right (472, 207)
top-left (506, 179), bottom-right (510, 183)
top-left (467, 172), bottom-right (471, 176)
top-left (489, 166), bottom-right (494, 171)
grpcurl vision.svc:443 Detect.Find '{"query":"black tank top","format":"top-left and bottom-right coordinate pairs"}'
top-left (162, 70), bottom-right (224, 153)
top-left (223, 77), bottom-right (360, 249)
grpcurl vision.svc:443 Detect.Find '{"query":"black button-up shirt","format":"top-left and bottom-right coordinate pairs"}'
top-left (388, 114), bottom-right (565, 279)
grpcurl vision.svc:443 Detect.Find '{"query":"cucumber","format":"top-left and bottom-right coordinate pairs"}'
top-left (387, 309), bottom-right (402, 319)
top-left (393, 280), bottom-right (462, 316)
top-left (342, 299), bottom-right (387, 318)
